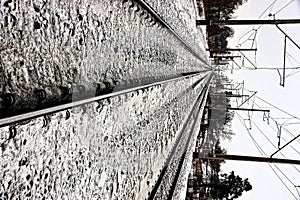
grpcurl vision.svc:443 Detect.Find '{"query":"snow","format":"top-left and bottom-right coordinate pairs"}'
top-left (0, 0), bottom-right (209, 199)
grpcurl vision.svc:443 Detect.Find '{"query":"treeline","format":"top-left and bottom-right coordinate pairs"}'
top-left (203, 0), bottom-right (248, 54)
top-left (186, 73), bottom-right (252, 199)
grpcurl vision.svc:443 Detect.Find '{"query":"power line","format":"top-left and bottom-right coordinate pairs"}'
top-left (259, 67), bottom-right (300, 70)
top-left (254, 95), bottom-right (300, 121)
top-left (286, 52), bottom-right (300, 66)
top-left (251, 99), bottom-right (300, 145)
top-left (238, 29), bottom-right (258, 46)
top-left (282, 126), bottom-right (300, 145)
top-left (258, 0), bottom-right (279, 19)
top-left (274, 0), bottom-right (295, 15)
top-left (247, 99), bottom-right (300, 176)
top-left (251, 116), bottom-right (300, 175)
top-left (251, 114), bottom-right (300, 159)
top-left (285, 52), bottom-right (300, 78)
top-left (236, 113), bottom-right (265, 155)
top-left (266, 116), bottom-right (300, 149)
top-left (274, 164), bottom-right (298, 192)
top-left (237, 29), bottom-right (256, 44)
top-left (252, 121), bottom-right (278, 150)
top-left (251, 30), bottom-right (258, 49)
top-left (280, 137), bottom-right (300, 159)
top-left (236, 113), bottom-right (298, 199)
top-left (251, 99), bottom-right (300, 141)
top-left (268, 164), bottom-right (298, 200)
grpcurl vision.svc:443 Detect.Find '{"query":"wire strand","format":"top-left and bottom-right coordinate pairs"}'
top-left (236, 113), bottom-right (298, 199)
top-left (274, 0), bottom-right (295, 15)
top-left (248, 99), bottom-right (300, 176)
top-left (254, 95), bottom-right (300, 121)
top-left (268, 164), bottom-right (298, 200)
top-left (252, 114), bottom-right (300, 174)
top-left (251, 99), bottom-right (300, 145)
top-left (258, 0), bottom-right (279, 19)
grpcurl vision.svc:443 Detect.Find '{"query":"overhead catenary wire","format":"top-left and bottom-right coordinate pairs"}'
top-left (258, 0), bottom-right (279, 19)
top-left (282, 126), bottom-right (300, 145)
top-left (232, 0), bottom-right (300, 81)
top-left (237, 29), bottom-right (257, 45)
top-left (238, 92), bottom-right (300, 176)
top-left (285, 52), bottom-right (300, 78)
top-left (236, 112), bottom-right (299, 199)
top-left (250, 98), bottom-right (300, 145)
top-left (261, 113), bottom-right (300, 147)
top-left (236, 0), bottom-right (278, 48)
top-left (255, 67), bottom-right (300, 70)
top-left (273, 0), bottom-right (295, 15)
top-left (244, 98), bottom-right (300, 175)
top-left (236, 113), bottom-right (266, 155)
top-left (251, 116), bottom-right (300, 175)
top-left (239, 51), bottom-right (257, 69)
top-left (230, 0), bottom-right (300, 197)
top-left (286, 52), bottom-right (300, 65)
top-left (253, 120), bottom-right (300, 197)
top-left (252, 121), bottom-right (277, 150)
top-left (268, 164), bottom-right (298, 200)
top-left (238, 29), bottom-right (259, 46)
top-left (253, 95), bottom-right (300, 121)
top-left (252, 108), bottom-right (300, 158)
top-left (280, 136), bottom-right (300, 158)
top-left (267, 121), bottom-right (300, 156)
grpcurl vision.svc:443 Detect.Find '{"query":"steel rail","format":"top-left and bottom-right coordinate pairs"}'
top-left (0, 71), bottom-right (210, 128)
top-left (168, 81), bottom-right (211, 199)
top-left (148, 73), bottom-right (213, 199)
top-left (134, 0), bottom-right (210, 68)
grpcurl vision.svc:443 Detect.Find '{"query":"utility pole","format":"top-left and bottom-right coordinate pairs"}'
top-left (215, 61), bottom-right (229, 65)
top-left (210, 92), bottom-right (248, 98)
top-left (227, 107), bottom-right (270, 112)
top-left (206, 106), bottom-right (270, 113)
top-left (213, 55), bottom-right (241, 59)
top-left (226, 94), bottom-right (249, 98)
top-left (196, 19), bottom-right (300, 26)
top-left (204, 154), bottom-right (300, 165)
top-left (207, 48), bottom-right (257, 52)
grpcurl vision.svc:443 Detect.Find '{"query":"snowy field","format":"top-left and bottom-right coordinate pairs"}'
top-left (0, 0), bottom-right (210, 199)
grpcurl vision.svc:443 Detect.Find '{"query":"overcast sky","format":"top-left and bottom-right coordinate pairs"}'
top-left (220, 0), bottom-right (300, 199)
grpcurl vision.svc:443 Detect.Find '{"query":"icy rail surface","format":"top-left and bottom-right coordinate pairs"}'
top-left (0, 0), bottom-right (210, 199)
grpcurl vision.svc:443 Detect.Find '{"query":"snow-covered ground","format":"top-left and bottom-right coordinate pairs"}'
top-left (0, 0), bottom-right (210, 199)
top-left (0, 73), bottom-right (210, 199)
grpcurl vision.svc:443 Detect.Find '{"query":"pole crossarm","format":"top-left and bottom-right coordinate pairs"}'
top-left (205, 154), bottom-right (300, 165)
top-left (197, 19), bottom-right (300, 26)
top-left (206, 106), bottom-right (270, 112)
top-left (271, 134), bottom-right (300, 158)
top-left (238, 91), bottom-right (257, 108)
top-left (276, 25), bottom-right (300, 50)
top-left (213, 56), bottom-right (241, 59)
top-left (227, 107), bottom-right (270, 112)
top-left (206, 48), bottom-right (257, 52)
top-left (226, 94), bottom-right (249, 98)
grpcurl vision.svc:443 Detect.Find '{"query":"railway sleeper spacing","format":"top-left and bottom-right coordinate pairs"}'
top-left (0, 71), bottom-right (210, 128)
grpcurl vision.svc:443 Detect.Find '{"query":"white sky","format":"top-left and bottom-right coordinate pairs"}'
top-left (220, 0), bottom-right (300, 199)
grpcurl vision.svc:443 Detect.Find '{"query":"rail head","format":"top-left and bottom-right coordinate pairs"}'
top-left (0, 71), bottom-right (210, 128)
top-left (134, 0), bottom-right (210, 68)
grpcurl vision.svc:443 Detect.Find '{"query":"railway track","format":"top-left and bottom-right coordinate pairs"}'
top-left (0, 71), bottom-right (212, 199)
top-left (0, 0), bottom-right (211, 199)
top-left (134, 0), bottom-right (209, 64)
top-left (148, 73), bottom-right (212, 200)
top-left (0, 0), bottom-right (210, 126)
top-left (0, 70), bottom-right (209, 128)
